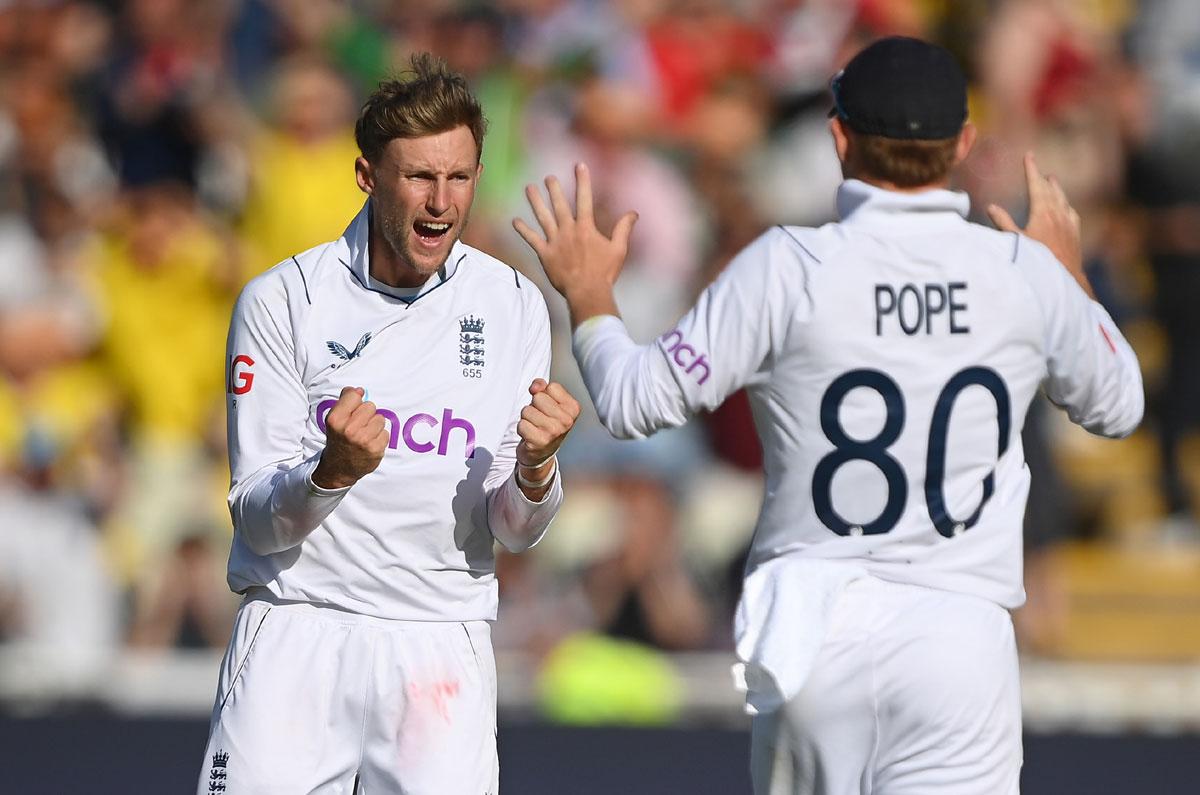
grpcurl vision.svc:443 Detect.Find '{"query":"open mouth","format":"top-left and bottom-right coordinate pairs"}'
top-left (413, 220), bottom-right (452, 246)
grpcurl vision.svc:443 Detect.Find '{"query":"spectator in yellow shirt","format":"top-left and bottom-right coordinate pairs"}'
top-left (238, 56), bottom-right (364, 282)
top-left (85, 183), bottom-right (236, 604)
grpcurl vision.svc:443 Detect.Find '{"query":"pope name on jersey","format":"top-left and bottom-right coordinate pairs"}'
top-left (574, 181), bottom-right (1141, 609)
top-left (225, 201), bottom-right (559, 621)
top-left (515, 36), bottom-right (1144, 795)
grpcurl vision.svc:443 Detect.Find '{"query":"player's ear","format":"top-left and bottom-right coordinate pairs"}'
top-left (830, 116), bottom-right (857, 180)
top-left (830, 117), bottom-right (851, 166)
top-left (954, 123), bottom-right (978, 166)
top-left (355, 156), bottom-right (375, 196)
top-left (475, 160), bottom-right (484, 182)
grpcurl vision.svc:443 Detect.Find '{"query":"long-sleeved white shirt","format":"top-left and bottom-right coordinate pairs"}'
top-left (224, 201), bottom-right (561, 621)
top-left (575, 180), bottom-right (1143, 608)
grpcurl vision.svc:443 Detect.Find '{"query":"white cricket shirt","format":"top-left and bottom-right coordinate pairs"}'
top-left (224, 201), bottom-right (561, 621)
top-left (575, 180), bottom-right (1143, 608)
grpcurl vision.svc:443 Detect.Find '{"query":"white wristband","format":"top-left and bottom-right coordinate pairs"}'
top-left (516, 457), bottom-right (557, 489)
top-left (520, 451), bottom-right (555, 469)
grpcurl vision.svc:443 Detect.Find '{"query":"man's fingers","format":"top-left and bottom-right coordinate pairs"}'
top-left (1048, 175), bottom-right (1071, 210)
top-left (372, 423), bottom-right (392, 452)
top-left (344, 400), bottom-right (379, 433)
top-left (525, 183), bottom-right (557, 237)
top-left (327, 386), bottom-right (364, 426)
top-left (367, 413), bottom-right (390, 447)
top-left (987, 204), bottom-right (1020, 233)
top-left (529, 392), bottom-right (575, 425)
top-left (528, 380), bottom-right (581, 422)
top-left (363, 412), bottom-right (386, 437)
top-left (523, 395), bottom-right (576, 431)
top-left (1023, 152), bottom-right (1046, 203)
top-left (518, 381), bottom-right (578, 463)
top-left (337, 386), bottom-right (365, 406)
top-left (575, 163), bottom-right (594, 226)
top-left (521, 403), bottom-right (555, 426)
top-left (512, 217), bottom-right (546, 254)
top-left (545, 175), bottom-right (573, 224)
top-left (611, 211), bottom-right (638, 255)
top-left (1024, 153), bottom-right (1066, 217)
top-left (543, 381), bottom-right (582, 419)
top-left (517, 418), bottom-right (548, 447)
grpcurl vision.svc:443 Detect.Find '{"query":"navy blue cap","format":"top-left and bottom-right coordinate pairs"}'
top-left (829, 37), bottom-right (967, 140)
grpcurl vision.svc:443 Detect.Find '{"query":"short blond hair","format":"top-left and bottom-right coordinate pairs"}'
top-left (354, 53), bottom-right (487, 163)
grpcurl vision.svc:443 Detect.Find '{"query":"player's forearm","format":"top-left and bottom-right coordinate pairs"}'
top-left (563, 285), bottom-right (620, 330)
top-left (572, 315), bottom-right (691, 439)
top-left (488, 468), bottom-right (562, 553)
top-left (230, 455), bottom-right (349, 555)
top-left (1062, 306), bottom-right (1144, 439)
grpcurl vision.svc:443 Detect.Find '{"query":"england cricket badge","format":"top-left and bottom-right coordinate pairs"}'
top-left (459, 314), bottom-right (485, 374)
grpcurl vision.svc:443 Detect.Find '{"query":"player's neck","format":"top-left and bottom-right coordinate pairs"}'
top-left (368, 228), bottom-right (431, 290)
top-left (853, 174), bottom-right (952, 195)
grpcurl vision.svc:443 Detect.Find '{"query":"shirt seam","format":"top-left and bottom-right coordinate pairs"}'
top-left (292, 255), bottom-right (312, 305)
top-left (355, 631), bottom-right (377, 779)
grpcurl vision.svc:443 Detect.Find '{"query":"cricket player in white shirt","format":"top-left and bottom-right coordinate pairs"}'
top-left (197, 54), bottom-right (579, 794)
top-left (516, 37), bottom-right (1143, 795)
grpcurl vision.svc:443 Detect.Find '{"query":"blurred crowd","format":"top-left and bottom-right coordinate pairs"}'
top-left (0, 0), bottom-right (1197, 715)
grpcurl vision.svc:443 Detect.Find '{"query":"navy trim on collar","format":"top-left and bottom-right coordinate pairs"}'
top-left (339, 253), bottom-right (466, 308)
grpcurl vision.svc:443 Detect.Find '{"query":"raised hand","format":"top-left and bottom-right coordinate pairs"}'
top-left (513, 163), bottom-right (638, 326)
top-left (987, 153), bottom-right (1090, 296)
top-left (514, 378), bottom-right (580, 495)
top-left (312, 386), bottom-right (390, 489)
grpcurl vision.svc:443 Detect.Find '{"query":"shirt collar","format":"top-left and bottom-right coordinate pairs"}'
top-left (340, 198), bottom-right (464, 300)
top-left (836, 179), bottom-right (971, 225)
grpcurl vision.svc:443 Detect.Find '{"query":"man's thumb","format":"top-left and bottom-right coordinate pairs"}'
top-left (987, 204), bottom-right (1020, 234)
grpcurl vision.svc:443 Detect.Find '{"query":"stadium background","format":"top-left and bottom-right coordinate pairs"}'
top-left (1, 0), bottom-right (1199, 791)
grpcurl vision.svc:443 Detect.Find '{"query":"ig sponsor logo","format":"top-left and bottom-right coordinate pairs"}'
top-left (227, 355), bottom-right (255, 395)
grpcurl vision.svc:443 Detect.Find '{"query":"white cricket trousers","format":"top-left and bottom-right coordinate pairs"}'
top-left (197, 594), bottom-right (498, 794)
top-left (750, 577), bottom-right (1021, 795)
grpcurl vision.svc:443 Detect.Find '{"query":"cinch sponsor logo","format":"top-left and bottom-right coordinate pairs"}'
top-left (314, 400), bottom-right (476, 458)
top-left (660, 329), bottom-right (711, 385)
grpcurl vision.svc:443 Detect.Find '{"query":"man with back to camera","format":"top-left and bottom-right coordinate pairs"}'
top-left (515, 37), bottom-right (1143, 794)
top-left (197, 54), bottom-right (580, 794)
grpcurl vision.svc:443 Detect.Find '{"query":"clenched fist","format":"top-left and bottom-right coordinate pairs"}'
top-left (515, 379), bottom-right (580, 496)
top-left (312, 386), bottom-right (390, 490)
